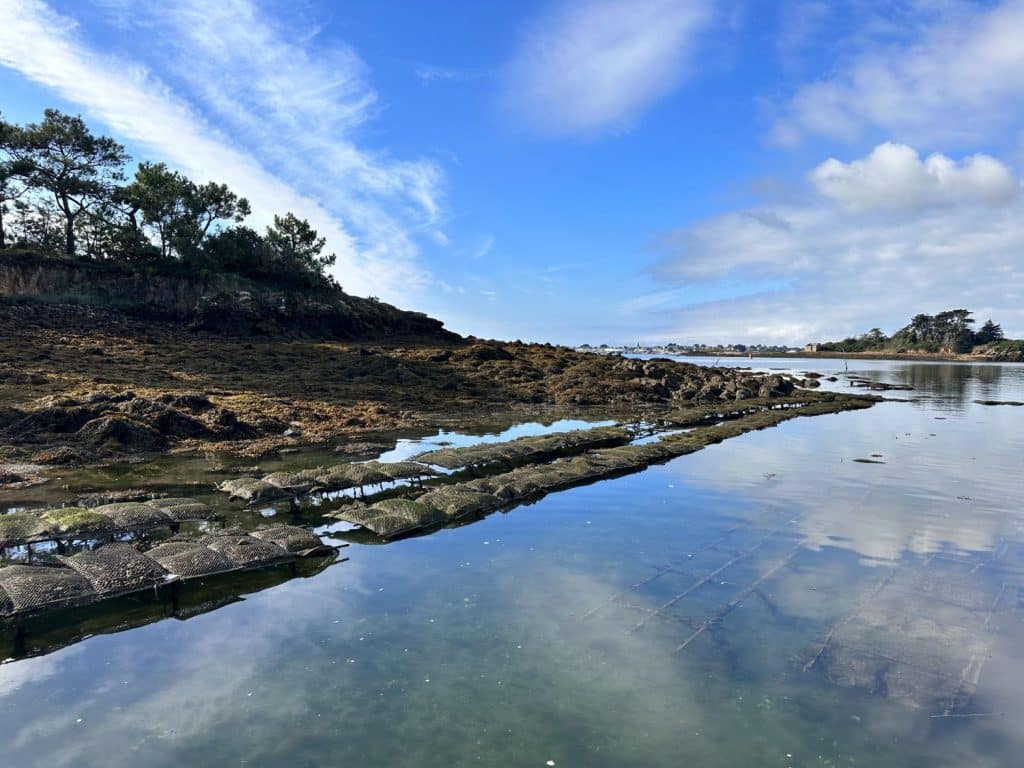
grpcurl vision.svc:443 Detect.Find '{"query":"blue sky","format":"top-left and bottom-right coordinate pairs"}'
top-left (2, 0), bottom-right (1023, 345)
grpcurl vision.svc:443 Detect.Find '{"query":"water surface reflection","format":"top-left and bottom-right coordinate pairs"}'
top-left (0, 359), bottom-right (1021, 766)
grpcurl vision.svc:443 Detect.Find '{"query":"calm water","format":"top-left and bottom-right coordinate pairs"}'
top-left (1, 358), bottom-right (1023, 767)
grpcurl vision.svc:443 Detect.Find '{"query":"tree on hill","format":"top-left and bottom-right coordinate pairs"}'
top-left (822, 309), bottom-right (1013, 353)
top-left (119, 163), bottom-right (250, 261)
top-left (266, 213), bottom-right (336, 281)
top-left (13, 110), bottom-right (128, 256)
top-left (0, 116), bottom-right (33, 250)
top-left (975, 319), bottom-right (1004, 344)
top-left (0, 109), bottom-right (338, 292)
top-left (118, 162), bottom-right (193, 260)
top-left (866, 327), bottom-right (887, 346)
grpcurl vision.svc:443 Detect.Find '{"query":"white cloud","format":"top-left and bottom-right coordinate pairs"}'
top-left (809, 142), bottom-right (1019, 212)
top-left (772, 0), bottom-right (1024, 146)
top-left (504, 0), bottom-right (713, 135)
top-left (641, 143), bottom-right (1024, 343)
top-left (471, 235), bottom-right (495, 260)
top-left (414, 63), bottom-right (483, 84)
top-left (0, 0), bottom-right (443, 303)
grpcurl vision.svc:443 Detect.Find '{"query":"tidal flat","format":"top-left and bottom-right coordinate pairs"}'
top-left (0, 357), bottom-right (1022, 767)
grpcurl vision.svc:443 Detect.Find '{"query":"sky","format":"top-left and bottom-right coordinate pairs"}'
top-left (1, 0), bottom-right (1023, 345)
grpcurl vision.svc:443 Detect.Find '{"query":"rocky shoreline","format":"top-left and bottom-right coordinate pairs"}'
top-left (0, 301), bottom-right (835, 482)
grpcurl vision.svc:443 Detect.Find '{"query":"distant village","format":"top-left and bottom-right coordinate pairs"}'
top-left (575, 342), bottom-right (808, 356)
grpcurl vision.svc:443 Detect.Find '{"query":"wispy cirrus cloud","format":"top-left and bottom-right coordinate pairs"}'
top-left (413, 63), bottom-right (485, 85)
top-left (0, 0), bottom-right (444, 302)
top-left (503, 0), bottom-right (714, 136)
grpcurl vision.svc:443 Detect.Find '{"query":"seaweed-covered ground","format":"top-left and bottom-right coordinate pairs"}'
top-left (0, 302), bottom-right (824, 477)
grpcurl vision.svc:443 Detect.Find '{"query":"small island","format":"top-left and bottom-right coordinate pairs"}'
top-left (811, 310), bottom-right (1023, 361)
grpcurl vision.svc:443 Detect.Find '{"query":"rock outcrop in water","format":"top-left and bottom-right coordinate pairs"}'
top-left (0, 298), bottom-right (826, 471)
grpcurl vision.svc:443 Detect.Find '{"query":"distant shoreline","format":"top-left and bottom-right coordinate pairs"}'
top-left (609, 350), bottom-right (1023, 364)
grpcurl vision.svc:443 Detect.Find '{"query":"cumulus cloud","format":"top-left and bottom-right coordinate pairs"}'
top-left (640, 143), bottom-right (1024, 343)
top-left (809, 143), bottom-right (1019, 212)
top-left (503, 0), bottom-right (713, 135)
top-left (0, 0), bottom-right (443, 302)
top-left (772, 0), bottom-right (1024, 146)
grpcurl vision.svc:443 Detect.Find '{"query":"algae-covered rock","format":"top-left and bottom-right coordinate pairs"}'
top-left (120, 399), bottom-right (211, 438)
top-left (77, 416), bottom-right (165, 451)
top-left (29, 446), bottom-right (88, 465)
top-left (6, 404), bottom-right (101, 438)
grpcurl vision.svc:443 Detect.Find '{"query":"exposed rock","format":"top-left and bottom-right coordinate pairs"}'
top-left (453, 343), bottom-right (514, 362)
top-left (76, 416), bottom-right (166, 452)
top-left (29, 446), bottom-right (88, 465)
top-left (157, 393), bottom-right (214, 413)
top-left (7, 404), bottom-right (101, 437)
top-left (120, 399), bottom-right (211, 438)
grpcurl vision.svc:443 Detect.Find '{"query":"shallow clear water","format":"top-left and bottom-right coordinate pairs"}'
top-left (2, 358), bottom-right (1023, 767)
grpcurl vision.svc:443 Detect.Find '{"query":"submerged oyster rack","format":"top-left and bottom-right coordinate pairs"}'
top-left (577, 509), bottom-right (1022, 714)
top-left (325, 394), bottom-right (874, 539)
top-left (0, 390), bottom-right (876, 663)
top-left (799, 547), bottom-right (1021, 713)
top-left (0, 498), bottom-right (217, 551)
top-left (0, 519), bottom-right (337, 620)
top-left (0, 539), bottom-right (340, 661)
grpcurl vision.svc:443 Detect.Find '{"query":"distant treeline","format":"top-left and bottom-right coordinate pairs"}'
top-left (0, 109), bottom-right (336, 291)
top-left (819, 310), bottom-right (1011, 354)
